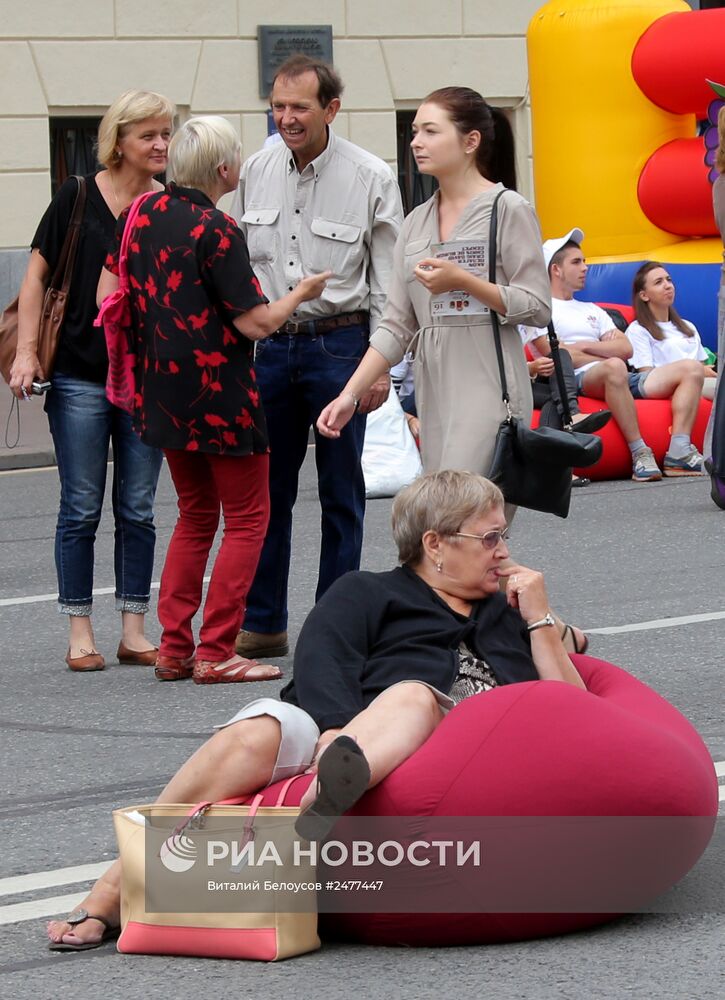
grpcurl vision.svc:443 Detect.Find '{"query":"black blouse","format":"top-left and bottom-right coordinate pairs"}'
top-left (32, 171), bottom-right (115, 384)
top-left (107, 183), bottom-right (269, 456)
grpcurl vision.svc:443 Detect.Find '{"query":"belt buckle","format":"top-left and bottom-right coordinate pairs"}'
top-left (285, 320), bottom-right (301, 334)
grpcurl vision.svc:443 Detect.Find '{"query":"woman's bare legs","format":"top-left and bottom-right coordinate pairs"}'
top-left (119, 611), bottom-right (156, 653)
top-left (49, 686), bottom-right (447, 945)
top-left (299, 682), bottom-right (444, 812)
top-left (68, 615), bottom-right (99, 659)
top-left (47, 716), bottom-right (282, 947)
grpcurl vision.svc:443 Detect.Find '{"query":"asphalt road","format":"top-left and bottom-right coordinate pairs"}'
top-left (0, 451), bottom-right (723, 999)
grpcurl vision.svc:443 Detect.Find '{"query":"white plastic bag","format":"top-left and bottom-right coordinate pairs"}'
top-left (362, 385), bottom-right (422, 498)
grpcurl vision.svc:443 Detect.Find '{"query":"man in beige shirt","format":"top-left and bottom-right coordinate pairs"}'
top-left (231, 54), bottom-right (403, 659)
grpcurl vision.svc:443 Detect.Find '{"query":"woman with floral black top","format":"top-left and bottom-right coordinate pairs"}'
top-left (100, 117), bottom-right (329, 684)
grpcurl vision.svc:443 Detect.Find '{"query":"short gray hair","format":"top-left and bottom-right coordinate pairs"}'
top-left (168, 116), bottom-right (241, 191)
top-left (391, 471), bottom-right (504, 565)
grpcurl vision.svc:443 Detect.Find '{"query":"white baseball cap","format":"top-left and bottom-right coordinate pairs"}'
top-left (542, 228), bottom-right (584, 270)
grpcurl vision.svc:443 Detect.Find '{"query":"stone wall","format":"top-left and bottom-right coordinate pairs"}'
top-left (0, 0), bottom-right (541, 302)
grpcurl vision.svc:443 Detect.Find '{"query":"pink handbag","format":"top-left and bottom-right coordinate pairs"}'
top-left (95, 191), bottom-right (154, 413)
top-left (113, 774), bottom-right (320, 961)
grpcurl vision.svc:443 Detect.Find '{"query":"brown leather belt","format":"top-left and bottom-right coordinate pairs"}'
top-left (276, 311), bottom-right (369, 336)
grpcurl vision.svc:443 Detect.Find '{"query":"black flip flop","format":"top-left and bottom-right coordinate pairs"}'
top-left (48, 910), bottom-right (120, 952)
top-left (561, 623), bottom-right (589, 655)
top-left (295, 735), bottom-right (371, 843)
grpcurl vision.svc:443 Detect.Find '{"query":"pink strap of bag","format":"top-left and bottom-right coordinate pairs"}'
top-left (95, 191), bottom-right (154, 413)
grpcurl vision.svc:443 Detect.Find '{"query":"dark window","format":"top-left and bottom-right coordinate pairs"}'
top-left (396, 110), bottom-right (437, 215)
top-left (49, 117), bottom-right (101, 194)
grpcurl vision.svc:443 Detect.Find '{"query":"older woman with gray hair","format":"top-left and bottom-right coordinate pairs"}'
top-left (98, 116), bottom-right (329, 686)
top-left (48, 469), bottom-right (582, 950)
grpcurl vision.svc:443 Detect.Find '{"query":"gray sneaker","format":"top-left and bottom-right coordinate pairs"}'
top-left (234, 629), bottom-right (289, 658)
top-left (663, 447), bottom-right (704, 477)
top-left (631, 447), bottom-right (662, 482)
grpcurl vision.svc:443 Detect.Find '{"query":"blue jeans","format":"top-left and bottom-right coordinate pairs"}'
top-left (243, 325), bottom-right (368, 633)
top-left (45, 374), bottom-right (163, 615)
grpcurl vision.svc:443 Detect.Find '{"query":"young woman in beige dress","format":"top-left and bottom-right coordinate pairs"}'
top-left (317, 86), bottom-right (551, 477)
top-left (316, 88), bottom-right (594, 649)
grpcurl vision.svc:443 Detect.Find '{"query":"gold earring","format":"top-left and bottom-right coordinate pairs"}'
top-left (435, 560), bottom-right (442, 573)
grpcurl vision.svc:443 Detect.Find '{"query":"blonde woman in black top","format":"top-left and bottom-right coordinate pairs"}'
top-left (9, 91), bottom-right (174, 672)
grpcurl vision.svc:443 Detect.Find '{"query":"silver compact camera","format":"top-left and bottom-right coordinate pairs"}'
top-left (31, 380), bottom-right (52, 395)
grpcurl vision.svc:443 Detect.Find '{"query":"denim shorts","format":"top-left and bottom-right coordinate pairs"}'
top-left (628, 371), bottom-right (651, 400)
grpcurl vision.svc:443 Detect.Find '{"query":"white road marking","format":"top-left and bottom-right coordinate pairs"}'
top-left (0, 578), bottom-right (210, 608)
top-left (0, 862), bottom-right (112, 898)
top-left (585, 610), bottom-right (725, 635)
top-left (2, 582), bottom-right (724, 634)
top-left (1, 762), bottom-right (723, 924)
top-left (0, 892), bottom-right (86, 925)
top-left (0, 465), bottom-right (57, 476)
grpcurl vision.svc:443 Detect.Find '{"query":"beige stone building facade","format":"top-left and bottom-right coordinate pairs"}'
top-left (0, 0), bottom-right (541, 303)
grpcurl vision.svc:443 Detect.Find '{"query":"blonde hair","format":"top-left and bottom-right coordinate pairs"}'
top-left (168, 116), bottom-right (241, 191)
top-left (97, 90), bottom-right (175, 168)
top-left (717, 105), bottom-right (725, 175)
top-left (391, 470), bottom-right (504, 566)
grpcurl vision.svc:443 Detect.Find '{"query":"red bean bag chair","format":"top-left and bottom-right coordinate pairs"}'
top-left (532, 398), bottom-right (712, 481)
top-left (250, 656), bottom-right (717, 945)
top-left (526, 302), bottom-right (712, 480)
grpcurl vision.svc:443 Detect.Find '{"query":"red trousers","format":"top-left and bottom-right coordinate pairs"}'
top-left (158, 450), bottom-right (270, 661)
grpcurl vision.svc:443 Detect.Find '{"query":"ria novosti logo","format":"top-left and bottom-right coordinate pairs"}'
top-left (159, 832), bottom-right (198, 873)
top-left (158, 832), bottom-right (481, 874)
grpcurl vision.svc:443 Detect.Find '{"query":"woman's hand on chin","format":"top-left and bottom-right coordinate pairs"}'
top-left (498, 563), bottom-right (550, 625)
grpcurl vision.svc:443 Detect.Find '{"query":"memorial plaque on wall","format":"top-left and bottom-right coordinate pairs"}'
top-left (258, 25), bottom-right (333, 98)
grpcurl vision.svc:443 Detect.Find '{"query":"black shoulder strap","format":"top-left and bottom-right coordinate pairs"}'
top-left (546, 321), bottom-right (574, 427)
top-left (488, 189), bottom-right (511, 415)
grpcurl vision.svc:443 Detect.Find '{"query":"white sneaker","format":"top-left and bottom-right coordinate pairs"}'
top-left (631, 447), bottom-right (662, 482)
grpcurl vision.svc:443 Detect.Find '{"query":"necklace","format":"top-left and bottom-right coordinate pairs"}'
top-left (108, 170), bottom-right (154, 216)
top-left (109, 170), bottom-right (121, 215)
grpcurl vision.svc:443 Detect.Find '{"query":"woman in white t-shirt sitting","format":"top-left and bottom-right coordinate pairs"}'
top-left (628, 262), bottom-right (716, 402)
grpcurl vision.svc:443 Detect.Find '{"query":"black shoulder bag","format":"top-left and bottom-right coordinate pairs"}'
top-left (486, 191), bottom-right (602, 518)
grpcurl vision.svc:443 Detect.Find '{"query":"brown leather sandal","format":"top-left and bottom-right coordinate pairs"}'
top-left (154, 654), bottom-right (195, 682)
top-left (193, 655), bottom-right (283, 685)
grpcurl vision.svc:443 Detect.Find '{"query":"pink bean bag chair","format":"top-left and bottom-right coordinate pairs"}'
top-left (249, 656), bottom-right (717, 945)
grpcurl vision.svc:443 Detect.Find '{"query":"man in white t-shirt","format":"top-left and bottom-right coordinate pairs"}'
top-left (524, 230), bottom-right (704, 480)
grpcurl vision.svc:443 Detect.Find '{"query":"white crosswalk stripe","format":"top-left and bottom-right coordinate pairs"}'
top-left (2, 770), bottom-right (723, 925)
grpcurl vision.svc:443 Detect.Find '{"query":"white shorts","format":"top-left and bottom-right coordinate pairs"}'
top-left (215, 698), bottom-right (320, 785)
